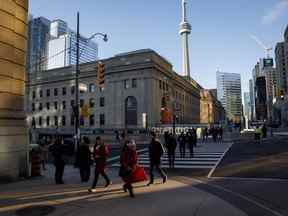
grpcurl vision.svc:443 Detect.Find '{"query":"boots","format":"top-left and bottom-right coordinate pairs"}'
top-left (126, 183), bottom-right (135, 198)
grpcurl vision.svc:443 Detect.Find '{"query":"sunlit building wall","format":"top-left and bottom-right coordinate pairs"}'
top-left (0, 0), bottom-right (28, 181)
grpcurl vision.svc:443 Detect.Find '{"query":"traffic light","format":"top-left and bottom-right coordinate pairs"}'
top-left (280, 90), bottom-right (285, 100)
top-left (97, 62), bottom-right (105, 87)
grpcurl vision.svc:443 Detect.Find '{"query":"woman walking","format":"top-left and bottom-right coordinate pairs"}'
top-left (119, 140), bottom-right (146, 198)
top-left (88, 136), bottom-right (112, 192)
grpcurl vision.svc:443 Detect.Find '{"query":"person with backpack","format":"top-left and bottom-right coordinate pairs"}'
top-left (88, 136), bottom-right (112, 192)
top-left (147, 132), bottom-right (167, 186)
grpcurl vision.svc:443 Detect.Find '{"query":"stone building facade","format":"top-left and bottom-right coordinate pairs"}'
top-left (0, 0), bottom-right (28, 181)
top-left (27, 49), bottom-right (201, 137)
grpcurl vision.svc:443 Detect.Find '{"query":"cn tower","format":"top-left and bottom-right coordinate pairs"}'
top-left (179, 0), bottom-right (192, 79)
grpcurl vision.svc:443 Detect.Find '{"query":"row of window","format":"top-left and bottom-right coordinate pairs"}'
top-left (124, 79), bottom-right (137, 89)
top-left (32, 84), bottom-right (100, 99)
top-left (32, 114), bottom-right (105, 127)
top-left (31, 97), bottom-right (105, 112)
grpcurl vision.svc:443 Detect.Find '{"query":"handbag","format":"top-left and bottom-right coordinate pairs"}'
top-left (119, 166), bottom-right (131, 177)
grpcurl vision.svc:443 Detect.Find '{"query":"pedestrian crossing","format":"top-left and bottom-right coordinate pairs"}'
top-left (111, 144), bottom-right (228, 169)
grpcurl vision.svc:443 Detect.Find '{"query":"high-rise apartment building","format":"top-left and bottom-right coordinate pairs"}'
top-left (26, 16), bottom-right (50, 74)
top-left (47, 20), bottom-right (98, 70)
top-left (216, 71), bottom-right (242, 123)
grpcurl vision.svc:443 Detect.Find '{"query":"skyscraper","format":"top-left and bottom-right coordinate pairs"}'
top-left (179, 0), bottom-right (192, 78)
top-left (47, 20), bottom-right (98, 70)
top-left (275, 25), bottom-right (288, 96)
top-left (26, 16), bottom-right (50, 74)
top-left (216, 71), bottom-right (242, 123)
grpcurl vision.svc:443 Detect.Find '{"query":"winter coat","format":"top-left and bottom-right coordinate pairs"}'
top-left (75, 143), bottom-right (91, 168)
top-left (149, 138), bottom-right (164, 164)
top-left (167, 136), bottom-right (177, 153)
top-left (120, 146), bottom-right (138, 183)
top-left (93, 143), bottom-right (109, 172)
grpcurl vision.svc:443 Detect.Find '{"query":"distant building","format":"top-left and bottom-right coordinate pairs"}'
top-left (216, 71), bottom-right (242, 123)
top-left (47, 20), bottom-right (98, 70)
top-left (26, 16), bottom-right (50, 74)
top-left (200, 89), bottom-right (225, 125)
top-left (249, 79), bottom-right (255, 121)
top-left (255, 76), bottom-right (267, 121)
top-left (27, 49), bottom-right (201, 139)
top-left (243, 92), bottom-right (251, 127)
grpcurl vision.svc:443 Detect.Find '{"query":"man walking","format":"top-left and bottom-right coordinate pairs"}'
top-left (89, 136), bottom-right (112, 192)
top-left (75, 136), bottom-right (91, 182)
top-left (186, 130), bottom-right (194, 158)
top-left (167, 133), bottom-right (177, 168)
top-left (147, 132), bottom-right (167, 186)
top-left (178, 132), bottom-right (186, 158)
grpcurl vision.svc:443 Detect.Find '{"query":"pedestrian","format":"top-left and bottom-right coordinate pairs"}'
top-left (192, 128), bottom-right (197, 147)
top-left (204, 127), bottom-right (209, 141)
top-left (219, 126), bottom-right (223, 141)
top-left (178, 131), bottom-right (186, 158)
top-left (262, 124), bottom-right (267, 138)
top-left (75, 136), bottom-right (92, 182)
top-left (40, 138), bottom-right (49, 171)
top-left (212, 127), bottom-right (218, 142)
top-left (167, 133), bottom-right (177, 168)
top-left (52, 137), bottom-right (66, 184)
top-left (255, 126), bottom-right (262, 143)
top-left (186, 130), bottom-right (194, 158)
top-left (147, 132), bottom-right (167, 186)
top-left (88, 136), bottom-right (112, 192)
top-left (115, 130), bottom-right (120, 143)
top-left (119, 140), bottom-right (146, 197)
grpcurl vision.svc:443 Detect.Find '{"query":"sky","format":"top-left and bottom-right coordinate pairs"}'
top-left (29, 0), bottom-right (288, 93)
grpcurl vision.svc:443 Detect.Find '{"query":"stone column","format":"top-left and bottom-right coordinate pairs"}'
top-left (0, 0), bottom-right (29, 181)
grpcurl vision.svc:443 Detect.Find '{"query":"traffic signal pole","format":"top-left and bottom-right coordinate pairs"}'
top-left (74, 12), bottom-right (80, 151)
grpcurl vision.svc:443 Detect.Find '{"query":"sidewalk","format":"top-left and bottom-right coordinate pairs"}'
top-left (0, 165), bottom-right (247, 216)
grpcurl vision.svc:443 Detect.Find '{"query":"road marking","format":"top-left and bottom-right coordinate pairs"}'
top-left (209, 176), bottom-right (288, 182)
top-left (207, 143), bottom-right (233, 178)
top-left (179, 177), bottom-right (284, 216)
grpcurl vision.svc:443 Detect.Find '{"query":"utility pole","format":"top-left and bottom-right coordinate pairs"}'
top-left (74, 12), bottom-right (80, 151)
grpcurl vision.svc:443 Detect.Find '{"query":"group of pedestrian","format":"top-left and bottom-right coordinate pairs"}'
top-left (177, 128), bottom-right (197, 159)
top-left (202, 126), bottom-right (223, 142)
top-left (49, 131), bottom-right (167, 198)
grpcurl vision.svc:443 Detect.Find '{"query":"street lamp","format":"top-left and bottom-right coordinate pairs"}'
top-left (74, 12), bottom-right (108, 151)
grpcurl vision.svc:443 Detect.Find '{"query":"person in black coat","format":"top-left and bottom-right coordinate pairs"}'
top-left (178, 132), bottom-right (186, 158)
top-left (186, 130), bottom-right (194, 158)
top-left (52, 138), bottom-right (66, 184)
top-left (147, 132), bottom-right (167, 186)
top-left (167, 133), bottom-right (177, 168)
top-left (75, 136), bottom-right (91, 182)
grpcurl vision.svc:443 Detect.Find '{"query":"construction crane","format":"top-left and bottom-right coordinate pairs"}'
top-left (250, 35), bottom-right (273, 58)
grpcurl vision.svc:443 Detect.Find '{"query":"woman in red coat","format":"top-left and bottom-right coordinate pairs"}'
top-left (120, 140), bottom-right (146, 197)
top-left (88, 136), bottom-right (112, 192)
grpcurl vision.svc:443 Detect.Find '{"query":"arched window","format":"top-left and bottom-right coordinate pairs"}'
top-left (125, 96), bottom-right (138, 126)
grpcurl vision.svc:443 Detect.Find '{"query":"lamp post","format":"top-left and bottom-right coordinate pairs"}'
top-left (74, 12), bottom-right (108, 151)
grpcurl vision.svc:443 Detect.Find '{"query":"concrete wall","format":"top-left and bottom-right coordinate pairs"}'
top-left (0, 0), bottom-right (28, 181)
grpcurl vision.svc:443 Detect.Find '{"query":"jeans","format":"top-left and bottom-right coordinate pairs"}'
top-left (167, 151), bottom-right (175, 168)
top-left (91, 169), bottom-right (110, 189)
top-left (149, 162), bottom-right (166, 183)
top-left (80, 165), bottom-right (91, 182)
top-left (179, 143), bottom-right (186, 158)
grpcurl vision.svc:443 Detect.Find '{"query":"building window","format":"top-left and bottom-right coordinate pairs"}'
top-left (46, 102), bottom-right (50, 110)
top-left (71, 100), bottom-right (75, 108)
top-left (132, 78), bottom-right (137, 88)
top-left (39, 117), bottom-right (42, 127)
top-left (90, 98), bottom-right (95, 108)
top-left (39, 103), bottom-right (43, 111)
top-left (100, 97), bottom-right (105, 107)
top-left (89, 114), bottom-right (95, 126)
top-left (32, 117), bottom-right (36, 128)
top-left (54, 116), bottom-right (58, 127)
top-left (71, 86), bottom-right (75, 95)
top-left (46, 89), bottom-right (50, 97)
top-left (99, 86), bottom-right (104, 92)
top-left (62, 87), bottom-right (66, 95)
top-left (159, 80), bottom-right (162, 89)
top-left (46, 116), bottom-right (50, 126)
top-left (71, 115), bottom-right (75, 126)
top-left (62, 101), bottom-right (66, 110)
top-left (54, 88), bottom-right (58, 96)
top-left (100, 114), bottom-right (105, 126)
top-left (89, 84), bottom-right (96, 93)
top-left (32, 103), bottom-right (35, 112)
top-left (32, 91), bottom-right (36, 99)
top-left (80, 99), bottom-right (84, 108)
top-left (124, 79), bottom-right (129, 89)
top-left (54, 101), bottom-right (58, 110)
top-left (62, 116), bottom-right (66, 126)
top-left (39, 90), bottom-right (43, 98)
